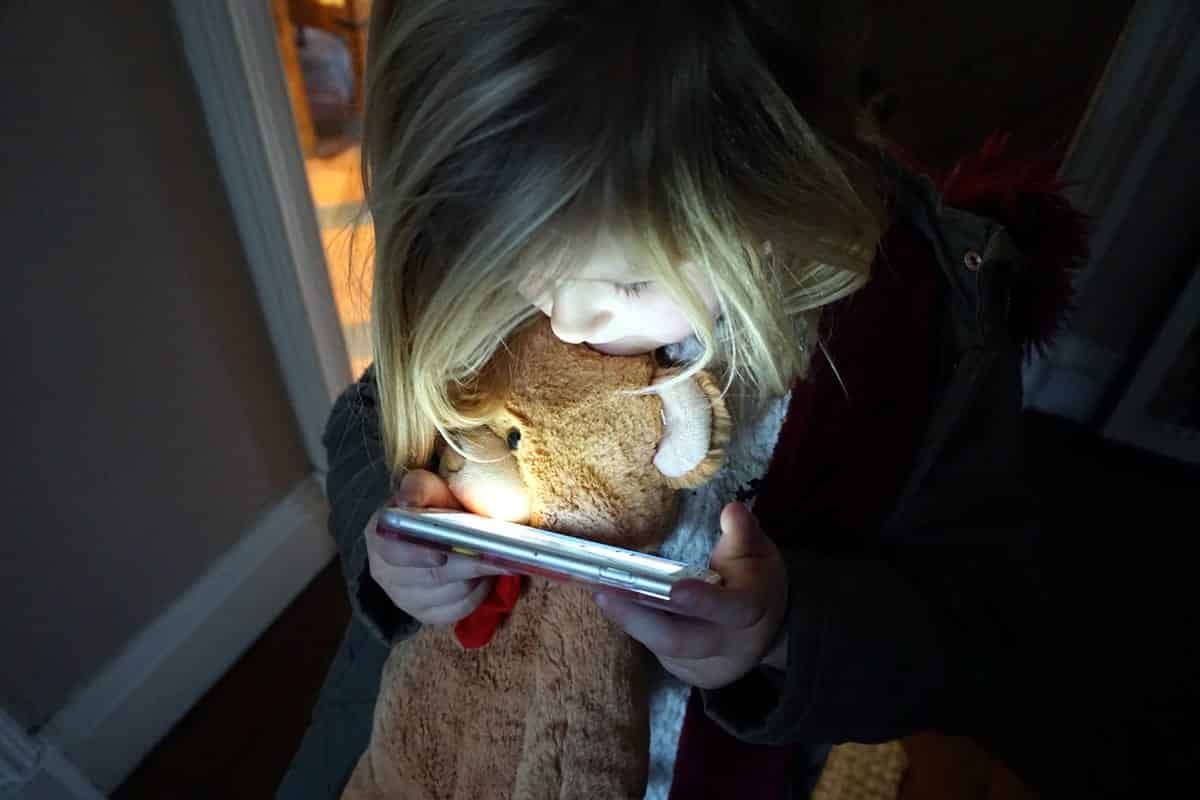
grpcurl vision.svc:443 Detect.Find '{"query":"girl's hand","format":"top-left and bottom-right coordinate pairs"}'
top-left (365, 469), bottom-right (512, 625)
top-left (593, 502), bottom-right (789, 690)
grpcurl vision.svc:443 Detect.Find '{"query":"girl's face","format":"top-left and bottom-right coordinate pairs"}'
top-left (518, 230), bottom-right (720, 356)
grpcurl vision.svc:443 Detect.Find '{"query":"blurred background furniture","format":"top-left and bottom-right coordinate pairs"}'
top-left (274, 0), bottom-right (371, 156)
top-left (286, 0), bottom-right (370, 110)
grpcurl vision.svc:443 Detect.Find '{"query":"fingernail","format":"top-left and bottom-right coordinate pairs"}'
top-left (593, 593), bottom-right (608, 609)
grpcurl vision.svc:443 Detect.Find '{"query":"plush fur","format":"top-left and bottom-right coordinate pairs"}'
top-left (342, 317), bottom-right (730, 800)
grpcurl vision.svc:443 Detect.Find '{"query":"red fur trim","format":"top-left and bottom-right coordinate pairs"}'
top-left (888, 132), bottom-right (1092, 357)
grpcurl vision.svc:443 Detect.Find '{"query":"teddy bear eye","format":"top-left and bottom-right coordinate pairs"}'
top-left (506, 429), bottom-right (521, 450)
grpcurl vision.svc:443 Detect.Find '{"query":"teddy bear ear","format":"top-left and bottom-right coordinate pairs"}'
top-left (650, 368), bottom-right (732, 489)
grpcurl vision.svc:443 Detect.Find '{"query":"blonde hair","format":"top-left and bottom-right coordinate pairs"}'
top-left (361, 0), bottom-right (890, 476)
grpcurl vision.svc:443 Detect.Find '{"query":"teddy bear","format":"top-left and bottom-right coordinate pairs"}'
top-left (340, 315), bottom-right (732, 800)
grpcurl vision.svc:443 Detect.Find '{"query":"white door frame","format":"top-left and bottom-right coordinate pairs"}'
top-left (172, 0), bottom-right (352, 474)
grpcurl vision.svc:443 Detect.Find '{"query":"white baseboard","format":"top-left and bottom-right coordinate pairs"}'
top-left (40, 474), bottom-right (335, 793)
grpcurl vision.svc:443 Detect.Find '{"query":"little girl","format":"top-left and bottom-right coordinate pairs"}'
top-left (282, 1), bottom-right (1086, 798)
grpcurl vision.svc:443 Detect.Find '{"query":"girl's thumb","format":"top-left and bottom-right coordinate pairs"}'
top-left (710, 502), bottom-right (771, 567)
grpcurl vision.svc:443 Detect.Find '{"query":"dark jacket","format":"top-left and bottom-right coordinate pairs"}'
top-left (277, 144), bottom-right (1085, 799)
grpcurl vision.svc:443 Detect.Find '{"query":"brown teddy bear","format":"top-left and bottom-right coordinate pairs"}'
top-left (341, 316), bottom-right (732, 800)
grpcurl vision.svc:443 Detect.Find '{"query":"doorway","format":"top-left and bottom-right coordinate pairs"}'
top-left (273, 0), bottom-right (373, 379)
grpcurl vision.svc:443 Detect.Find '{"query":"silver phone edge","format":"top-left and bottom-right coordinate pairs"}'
top-left (378, 508), bottom-right (718, 599)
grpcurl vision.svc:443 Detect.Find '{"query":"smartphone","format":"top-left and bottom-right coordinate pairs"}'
top-left (376, 506), bottom-right (722, 608)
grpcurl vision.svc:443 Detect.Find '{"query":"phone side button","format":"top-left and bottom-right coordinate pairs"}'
top-left (599, 567), bottom-right (635, 586)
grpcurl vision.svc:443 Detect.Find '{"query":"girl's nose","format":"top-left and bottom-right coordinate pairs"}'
top-left (549, 283), bottom-right (612, 344)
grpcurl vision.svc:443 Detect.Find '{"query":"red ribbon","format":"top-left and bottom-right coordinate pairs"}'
top-left (454, 574), bottom-right (522, 648)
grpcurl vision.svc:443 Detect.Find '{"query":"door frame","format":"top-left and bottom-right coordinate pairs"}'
top-left (172, 0), bottom-right (352, 474)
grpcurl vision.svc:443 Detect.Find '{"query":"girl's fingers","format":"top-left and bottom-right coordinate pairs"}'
top-left (711, 502), bottom-right (774, 562)
top-left (395, 469), bottom-right (463, 510)
top-left (414, 577), bottom-right (495, 625)
top-left (371, 514), bottom-right (511, 578)
top-left (593, 591), bottom-right (722, 659)
top-left (375, 551), bottom-right (512, 588)
top-left (369, 528), bottom-right (449, 568)
top-left (398, 577), bottom-right (483, 613)
top-left (668, 580), bottom-right (766, 630)
top-left (661, 501), bottom-right (782, 629)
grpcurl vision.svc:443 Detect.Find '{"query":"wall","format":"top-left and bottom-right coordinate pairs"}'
top-left (866, 0), bottom-right (1134, 170)
top-left (0, 0), bottom-right (309, 729)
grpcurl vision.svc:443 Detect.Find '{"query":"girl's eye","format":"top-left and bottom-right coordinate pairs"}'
top-left (616, 281), bottom-right (652, 298)
top-left (506, 429), bottom-right (521, 450)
